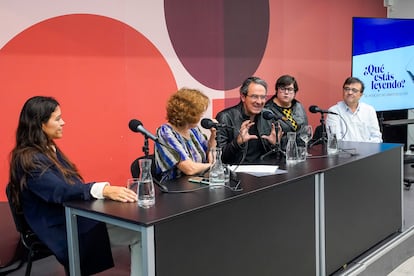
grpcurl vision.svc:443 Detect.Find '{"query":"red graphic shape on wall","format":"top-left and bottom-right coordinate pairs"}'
top-left (165, 0), bottom-right (269, 91)
top-left (0, 14), bottom-right (177, 188)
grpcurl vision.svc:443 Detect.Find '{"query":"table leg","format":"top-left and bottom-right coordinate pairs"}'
top-left (65, 207), bottom-right (81, 275)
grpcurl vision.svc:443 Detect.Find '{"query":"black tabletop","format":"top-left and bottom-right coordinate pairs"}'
top-left (64, 142), bottom-right (402, 227)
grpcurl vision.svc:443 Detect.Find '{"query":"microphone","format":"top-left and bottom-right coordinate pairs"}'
top-left (128, 119), bottom-right (158, 141)
top-left (200, 118), bottom-right (231, 129)
top-left (260, 110), bottom-right (286, 160)
top-left (309, 105), bottom-right (338, 115)
top-left (262, 110), bottom-right (282, 120)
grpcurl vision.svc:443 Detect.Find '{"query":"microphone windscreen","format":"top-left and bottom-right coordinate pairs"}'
top-left (129, 119), bottom-right (143, 132)
top-left (201, 118), bottom-right (214, 129)
top-left (309, 105), bottom-right (318, 113)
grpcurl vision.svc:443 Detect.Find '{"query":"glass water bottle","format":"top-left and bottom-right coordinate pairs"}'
top-left (137, 158), bottom-right (155, 208)
top-left (209, 147), bottom-right (225, 187)
top-left (285, 132), bottom-right (298, 165)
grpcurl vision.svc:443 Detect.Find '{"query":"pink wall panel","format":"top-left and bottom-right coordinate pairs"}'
top-left (0, 0), bottom-right (386, 200)
top-left (253, 0), bottom-right (386, 128)
top-left (0, 14), bottom-right (177, 198)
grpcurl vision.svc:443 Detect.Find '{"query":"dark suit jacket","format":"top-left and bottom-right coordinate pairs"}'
top-left (20, 150), bottom-right (113, 275)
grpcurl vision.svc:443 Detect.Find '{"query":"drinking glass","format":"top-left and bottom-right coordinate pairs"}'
top-left (327, 125), bottom-right (339, 155)
top-left (127, 177), bottom-right (155, 208)
top-left (127, 178), bottom-right (139, 192)
top-left (300, 125), bottom-right (313, 156)
top-left (297, 146), bottom-right (307, 162)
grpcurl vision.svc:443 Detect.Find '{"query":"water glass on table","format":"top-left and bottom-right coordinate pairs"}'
top-left (300, 125), bottom-right (313, 156)
top-left (127, 177), bottom-right (155, 208)
top-left (127, 178), bottom-right (139, 193)
top-left (297, 146), bottom-right (307, 162)
top-left (327, 125), bottom-right (339, 155)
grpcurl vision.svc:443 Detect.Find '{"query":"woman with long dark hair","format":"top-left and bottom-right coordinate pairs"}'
top-left (9, 96), bottom-right (142, 275)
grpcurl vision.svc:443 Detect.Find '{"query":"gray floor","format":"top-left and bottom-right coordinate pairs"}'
top-left (0, 246), bottom-right (130, 275)
top-left (389, 256), bottom-right (414, 276)
top-left (386, 163), bottom-right (414, 276)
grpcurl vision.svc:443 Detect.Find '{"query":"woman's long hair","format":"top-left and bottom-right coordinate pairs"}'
top-left (9, 96), bottom-right (82, 210)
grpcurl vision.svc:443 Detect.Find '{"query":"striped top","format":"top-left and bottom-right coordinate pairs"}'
top-left (155, 124), bottom-right (209, 180)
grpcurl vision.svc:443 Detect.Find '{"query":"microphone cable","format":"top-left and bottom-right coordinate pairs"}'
top-left (160, 117), bottom-right (250, 193)
top-left (216, 129), bottom-right (247, 192)
top-left (155, 145), bottom-right (243, 193)
top-left (164, 183), bottom-right (243, 193)
top-left (156, 176), bottom-right (242, 194)
top-left (227, 128), bottom-right (246, 180)
top-left (325, 110), bottom-right (348, 141)
top-left (338, 113), bottom-right (349, 141)
top-left (260, 119), bottom-right (285, 160)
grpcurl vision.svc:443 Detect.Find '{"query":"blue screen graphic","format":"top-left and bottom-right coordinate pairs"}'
top-left (352, 17), bottom-right (414, 112)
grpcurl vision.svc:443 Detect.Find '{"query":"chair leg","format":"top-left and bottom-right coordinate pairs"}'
top-left (404, 178), bottom-right (413, 190)
top-left (25, 250), bottom-right (34, 276)
top-left (0, 258), bottom-right (25, 276)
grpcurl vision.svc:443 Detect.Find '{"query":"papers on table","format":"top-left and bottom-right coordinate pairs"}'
top-left (228, 165), bottom-right (287, 177)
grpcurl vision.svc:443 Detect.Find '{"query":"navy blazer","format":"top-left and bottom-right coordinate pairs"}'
top-left (20, 150), bottom-right (114, 275)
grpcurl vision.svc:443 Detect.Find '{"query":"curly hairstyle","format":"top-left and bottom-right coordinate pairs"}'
top-left (166, 88), bottom-right (209, 127)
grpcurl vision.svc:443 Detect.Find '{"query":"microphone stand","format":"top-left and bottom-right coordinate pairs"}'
top-left (142, 136), bottom-right (150, 158)
top-left (214, 125), bottom-right (242, 185)
top-left (260, 121), bottom-right (285, 161)
top-left (260, 141), bottom-right (285, 160)
top-left (309, 113), bottom-right (328, 148)
top-left (140, 136), bottom-right (171, 193)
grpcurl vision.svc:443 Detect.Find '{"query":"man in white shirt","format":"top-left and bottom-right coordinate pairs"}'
top-left (326, 77), bottom-right (383, 143)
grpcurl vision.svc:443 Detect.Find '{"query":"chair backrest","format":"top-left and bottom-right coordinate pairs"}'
top-left (4, 183), bottom-right (55, 275)
top-left (130, 154), bottom-right (160, 180)
top-left (0, 201), bottom-right (22, 270)
top-left (5, 184), bottom-right (52, 251)
top-left (5, 183), bottom-right (31, 235)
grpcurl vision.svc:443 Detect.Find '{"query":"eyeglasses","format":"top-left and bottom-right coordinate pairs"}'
top-left (343, 87), bottom-right (361, 93)
top-left (279, 87), bottom-right (295, 94)
top-left (246, 94), bottom-right (267, 100)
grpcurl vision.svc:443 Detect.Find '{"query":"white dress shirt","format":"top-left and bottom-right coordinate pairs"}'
top-left (326, 101), bottom-right (383, 143)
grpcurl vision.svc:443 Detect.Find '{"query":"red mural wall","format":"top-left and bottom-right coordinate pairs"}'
top-left (0, 0), bottom-right (386, 200)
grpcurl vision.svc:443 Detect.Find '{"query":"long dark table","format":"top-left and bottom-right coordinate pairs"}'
top-left (64, 142), bottom-right (402, 276)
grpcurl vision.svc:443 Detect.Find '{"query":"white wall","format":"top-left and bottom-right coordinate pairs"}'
top-left (387, 0), bottom-right (414, 150)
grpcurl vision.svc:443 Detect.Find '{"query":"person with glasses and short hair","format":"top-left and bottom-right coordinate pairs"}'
top-left (215, 76), bottom-right (278, 164)
top-left (326, 76), bottom-right (382, 142)
top-left (264, 74), bottom-right (308, 150)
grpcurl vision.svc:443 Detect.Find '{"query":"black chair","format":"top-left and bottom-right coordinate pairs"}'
top-left (403, 148), bottom-right (414, 190)
top-left (130, 154), bottom-right (171, 193)
top-left (130, 154), bottom-right (159, 180)
top-left (5, 183), bottom-right (54, 276)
